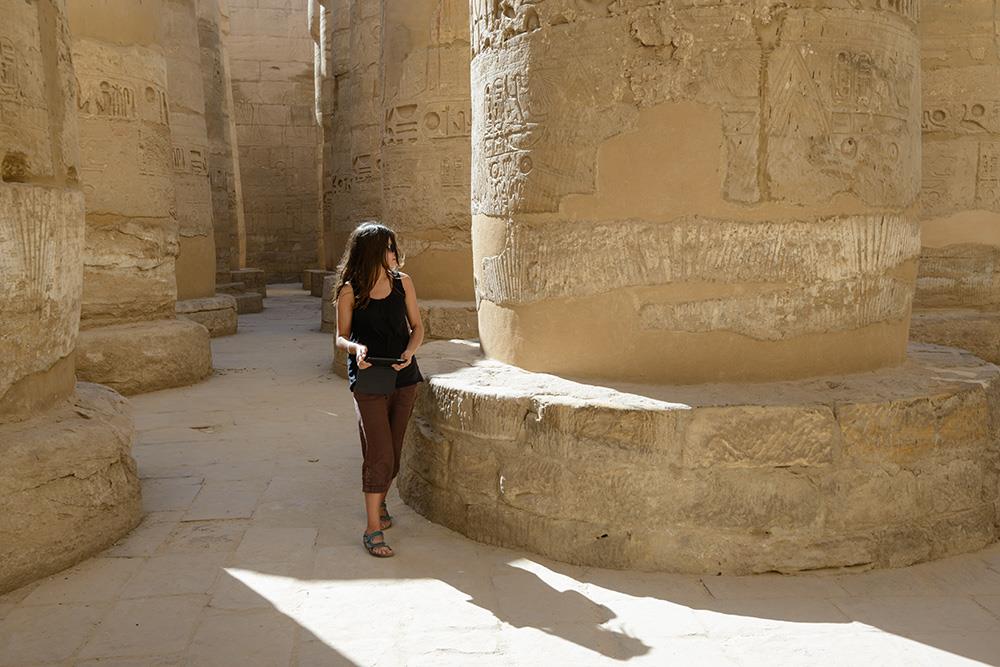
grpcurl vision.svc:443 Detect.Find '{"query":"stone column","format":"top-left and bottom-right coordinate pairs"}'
top-left (331, 0), bottom-right (382, 259)
top-left (379, 0), bottom-right (477, 339)
top-left (197, 0), bottom-right (264, 314)
top-left (198, 0), bottom-right (246, 283)
top-left (326, 0), bottom-right (352, 272)
top-left (164, 0), bottom-right (238, 337)
top-left (319, 0), bottom-right (347, 273)
top-left (228, 0), bottom-right (321, 282)
top-left (910, 1), bottom-right (1000, 362)
top-left (69, 0), bottom-right (213, 394)
top-left (399, 3), bottom-right (1000, 574)
top-left (0, 0), bottom-right (140, 593)
top-left (471, 1), bottom-right (921, 384)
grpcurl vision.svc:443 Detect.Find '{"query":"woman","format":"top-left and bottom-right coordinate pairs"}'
top-left (334, 222), bottom-right (424, 558)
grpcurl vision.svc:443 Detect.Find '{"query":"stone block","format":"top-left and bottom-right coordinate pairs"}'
top-left (230, 268), bottom-right (268, 297)
top-left (910, 309), bottom-right (1000, 364)
top-left (216, 281), bottom-right (247, 295)
top-left (309, 270), bottom-right (334, 297)
top-left (76, 319), bottom-right (213, 395)
top-left (302, 268), bottom-right (330, 292)
top-left (681, 405), bottom-right (838, 468)
top-left (0, 383), bottom-right (141, 594)
top-left (420, 301), bottom-right (479, 340)
top-left (234, 292), bottom-right (264, 314)
top-left (321, 275), bottom-right (337, 333)
top-left (399, 340), bottom-right (1000, 574)
top-left (176, 295), bottom-right (239, 337)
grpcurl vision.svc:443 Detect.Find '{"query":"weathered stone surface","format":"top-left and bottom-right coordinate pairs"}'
top-left (228, 0), bottom-right (321, 281)
top-left (310, 272), bottom-right (333, 297)
top-left (69, 2), bottom-right (181, 327)
top-left (421, 300), bottom-right (478, 340)
top-left (318, 0), bottom-right (347, 268)
top-left (0, 382), bottom-right (141, 594)
top-left (164, 0), bottom-right (217, 301)
top-left (234, 291), bottom-right (264, 314)
top-left (380, 0), bottom-right (474, 304)
top-left (330, 0), bottom-right (381, 260)
top-left (176, 294), bottom-right (238, 337)
top-left (0, 0), bottom-right (141, 596)
top-left (321, 274), bottom-right (338, 333)
top-left (230, 267), bottom-right (266, 297)
top-left (0, 185), bottom-right (84, 422)
top-left (77, 319), bottom-right (213, 395)
top-left (198, 0), bottom-right (248, 279)
top-left (470, 2), bottom-right (921, 383)
top-left (917, 2), bottom-right (1000, 310)
top-left (910, 309), bottom-right (1000, 364)
top-left (400, 340), bottom-right (1000, 574)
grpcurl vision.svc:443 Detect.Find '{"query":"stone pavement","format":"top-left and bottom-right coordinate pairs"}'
top-left (2, 286), bottom-right (1000, 666)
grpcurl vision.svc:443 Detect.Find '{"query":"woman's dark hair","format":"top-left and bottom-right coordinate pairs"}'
top-left (335, 221), bottom-right (403, 308)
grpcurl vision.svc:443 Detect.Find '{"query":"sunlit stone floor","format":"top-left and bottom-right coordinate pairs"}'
top-left (2, 286), bottom-right (1000, 666)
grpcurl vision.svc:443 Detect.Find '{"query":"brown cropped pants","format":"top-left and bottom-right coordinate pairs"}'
top-left (354, 384), bottom-right (418, 494)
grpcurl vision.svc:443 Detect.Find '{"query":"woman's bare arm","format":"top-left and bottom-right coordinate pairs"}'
top-left (335, 283), bottom-right (370, 367)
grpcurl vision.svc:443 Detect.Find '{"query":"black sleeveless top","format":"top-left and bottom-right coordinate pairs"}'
top-left (347, 274), bottom-right (423, 392)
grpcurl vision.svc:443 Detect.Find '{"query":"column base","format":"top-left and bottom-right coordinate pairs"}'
top-left (176, 295), bottom-right (238, 337)
top-left (77, 319), bottom-right (212, 395)
top-left (216, 282), bottom-right (264, 314)
top-left (910, 309), bottom-right (1000, 364)
top-left (321, 275), bottom-right (337, 334)
top-left (230, 268), bottom-right (267, 298)
top-left (303, 269), bottom-right (334, 295)
top-left (400, 340), bottom-right (1000, 575)
top-left (0, 383), bottom-right (141, 594)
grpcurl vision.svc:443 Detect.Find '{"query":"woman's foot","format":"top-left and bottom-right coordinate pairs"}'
top-left (363, 530), bottom-right (394, 558)
top-left (379, 500), bottom-right (393, 530)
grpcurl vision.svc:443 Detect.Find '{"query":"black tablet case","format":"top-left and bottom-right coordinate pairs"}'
top-left (354, 365), bottom-right (397, 394)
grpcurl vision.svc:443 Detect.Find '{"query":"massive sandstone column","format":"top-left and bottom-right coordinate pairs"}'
top-left (228, 0), bottom-right (321, 281)
top-left (0, 0), bottom-right (140, 593)
top-left (69, 0), bottom-right (213, 394)
top-left (198, 0), bottom-right (247, 283)
top-left (471, 0), bottom-right (921, 384)
top-left (326, 0), bottom-right (353, 271)
top-left (196, 0), bottom-right (264, 314)
top-left (401, 3), bottom-right (1000, 574)
top-left (379, 0), bottom-right (477, 339)
top-left (331, 0), bottom-right (382, 258)
top-left (164, 0), bottom-right (238, 337)
top-left (910, 1), bottom-right (1000, 362)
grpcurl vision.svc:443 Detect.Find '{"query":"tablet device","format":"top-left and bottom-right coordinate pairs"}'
top-left (354, 366), bottom-right (397, 394)
top-left (365, 356), bottom-right (405, 367)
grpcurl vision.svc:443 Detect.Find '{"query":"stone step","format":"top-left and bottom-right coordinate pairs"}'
top-left (216, 281), bottom-right (247, 295)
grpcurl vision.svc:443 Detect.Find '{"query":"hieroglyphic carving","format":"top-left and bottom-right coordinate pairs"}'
top-left (479, 70), bottom-right (540, 212)
top-left (138, 126), bottom-right (171, 176)
top-left (383, 101), bottom-right (470, 145)
top-left (0, 38), bottom-right (18, 98)
top-left (766, 13), bottom-right (919, 205)
top-left (923, 100), bottom-right (1000, 135)
top-left (879, 0), bottom-right (919, 23)
top-left (144, 85), bottom-right (170, 125)
top-left (470, 0), bottom-right (542, 57)
top-left (172, 145), bottom-right (209, 176)
top-left (976, 142), bottom-right (1000, 209)
top-left (77, 79), bottom-right (136, 119)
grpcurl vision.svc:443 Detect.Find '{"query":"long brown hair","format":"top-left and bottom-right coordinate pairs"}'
top-left (335, 221), bottom-right (403, 308)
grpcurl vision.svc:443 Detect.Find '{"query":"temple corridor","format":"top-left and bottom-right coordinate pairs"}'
top-left (1, 291), bottom-right (999, 666)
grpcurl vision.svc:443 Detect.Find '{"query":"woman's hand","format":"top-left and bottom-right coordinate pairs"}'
top-left (355, 344), bottom-right (372, 369)
top-left (392, 349), bottom-right (414, 371)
